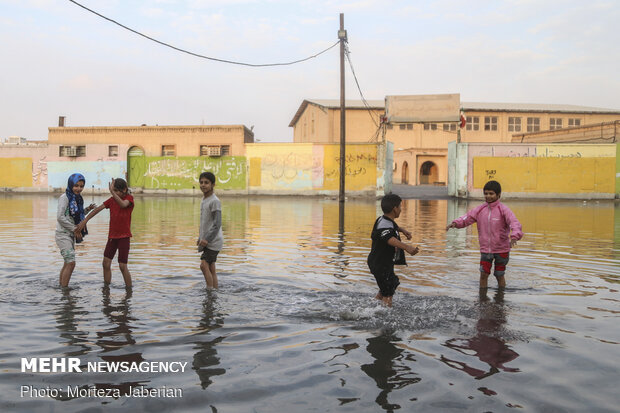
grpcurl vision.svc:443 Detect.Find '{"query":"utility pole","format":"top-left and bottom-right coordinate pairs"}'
top-left (338, 13), bottom-right (347, 204)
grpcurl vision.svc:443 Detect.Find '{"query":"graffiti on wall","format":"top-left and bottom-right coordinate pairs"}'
top-left (132, 156), bottom-right (246, 189)
top-left (323, 146), bottom-right (377, 191)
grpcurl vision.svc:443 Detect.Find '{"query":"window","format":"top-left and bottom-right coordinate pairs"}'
top-left (423, 123), bottom-right (438, 130)
top-left (527, 117), bottom-right (540, 132)
top-left (200, 145), bottom-right (230, 156)
top-left (550, 118), bottom-right (562, 130)
top-left (162, 145), bottom-right (176, 156)
top-left (59, 145), bottom-right (86, 157)
top-left (508, 117), bottom-right (521, 132)
top-left (108, 145), bottom-right (118, 157)
top-left (568, 118), bottom-right (581, 127)
top-left (406, 123), bottom-right (413, 130)
top-left (386, 124), bottom-right (393, 130)
top-left (443, 123), bottom-right (456, 131)
top-left (484, 116), bottom-right (498, 131)
top-left (399, 124), bottom-right (406, 130)
top-left (466, 116), bottom-right (479, 131)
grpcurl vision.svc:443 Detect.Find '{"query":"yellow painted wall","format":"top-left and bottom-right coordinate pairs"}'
top-left (323, 144), bottom-right (377, 191)
top-left (246, 143), bottom-right (378, 192)
top-left (0, 158), bottom-right (32, 187)
top-left (246, 144), bottom-right (316, 190)
top-left (473, 157), bottom-right (615, 193)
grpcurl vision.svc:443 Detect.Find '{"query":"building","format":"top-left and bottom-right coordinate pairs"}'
top-left (289, 98), bottom-right (620, 186)
top-left (48, 123), bottom-right (254, 158)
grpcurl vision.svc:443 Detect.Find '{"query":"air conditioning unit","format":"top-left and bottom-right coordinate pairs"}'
top-left (61, 146), bottom-right (78, 157)
top-left (207, 146), bottom-right (221, 156)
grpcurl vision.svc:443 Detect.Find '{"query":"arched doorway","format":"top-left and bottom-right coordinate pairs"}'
top-left (419, 161), bottom-right (438, 185)
top-left (401, 161), bottom-right (409, 184)
top-left (127, 146), bottom-right (146, 188)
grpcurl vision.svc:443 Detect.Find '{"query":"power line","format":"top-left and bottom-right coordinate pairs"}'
top-left (68, 0), bottom-right (339, 67)
top-left (344, 42), bottom-right (380, 129)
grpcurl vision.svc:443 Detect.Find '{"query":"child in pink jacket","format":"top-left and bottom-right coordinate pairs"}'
top-left (446, 180), bottom-right (523, 289)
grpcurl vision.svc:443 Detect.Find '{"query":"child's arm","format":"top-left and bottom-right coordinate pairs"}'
top-left (446, 206), bottom-right (482, 231)
top-left (57, 196), bottom-right (75, 232)
top-left (109, 180), bottom-right (131, 208)
top-left (74, 204), bottom-right (105, 234)
top-left (387, 237), bottom-right (419, 256)
top-left (503, 205), bottom-right (523, 246)
top-left (398, 227), bottom-right (412, 240)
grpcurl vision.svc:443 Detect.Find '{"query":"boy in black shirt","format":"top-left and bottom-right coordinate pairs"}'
top-left (367, 194), bottom-right (419, 307)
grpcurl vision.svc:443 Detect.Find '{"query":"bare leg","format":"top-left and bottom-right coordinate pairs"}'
top-left (496, 275), bottom-right (506, 288)
top-left (479, 271), bottom-right (490, 289)
top-left (119, 263), bottom-right (132, 288)
top-left (200, 260), bottom-right (215, 288)
top-left (381, 296), bottom-right (393, 307)
top-left (209, 262), bottom-right (218, 289)
top-left (102, 257), bottom-right (112, 284)
top-left (59, 262), bottom-right (76, 287)
top-left (374, 291), bottom-right (383, 301)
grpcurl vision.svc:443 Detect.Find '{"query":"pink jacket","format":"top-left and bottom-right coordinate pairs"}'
top-left (451, 200), bottom-right (523, 253)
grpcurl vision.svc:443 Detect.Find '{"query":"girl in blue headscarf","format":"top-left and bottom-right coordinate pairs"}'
top-left (56, 173), bottom-right (96, 287)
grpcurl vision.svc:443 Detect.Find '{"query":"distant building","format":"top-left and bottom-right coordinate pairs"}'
top-left (48, 124), bottom-right (254, 158)
top-left (289, 98), bottom-right (620, 186)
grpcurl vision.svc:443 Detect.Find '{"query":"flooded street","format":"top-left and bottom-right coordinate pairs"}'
top-left (1, 194), bottom-right (619, 412)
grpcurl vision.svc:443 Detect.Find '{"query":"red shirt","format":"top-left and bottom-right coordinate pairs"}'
top-left (103, 194), bottom-right (134, 239)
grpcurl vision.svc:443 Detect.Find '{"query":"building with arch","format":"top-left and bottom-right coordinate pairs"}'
top-left (289, 98), bottom-right (620, 186)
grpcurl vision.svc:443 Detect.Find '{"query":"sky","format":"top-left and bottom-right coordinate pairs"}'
top-left (1, 0), bottom-right (619, 142)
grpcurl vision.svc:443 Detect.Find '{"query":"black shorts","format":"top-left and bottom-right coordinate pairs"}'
top-left (200, 248), bottom-right (219, 263)
top-left (371, 268), bottom-right (400, 297)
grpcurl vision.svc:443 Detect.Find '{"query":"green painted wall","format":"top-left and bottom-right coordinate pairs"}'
top-left (128, 156), bottom-right (247, 190)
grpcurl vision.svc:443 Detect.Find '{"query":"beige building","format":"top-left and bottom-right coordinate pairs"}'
top-left (289, 98), bottom-right (620, 185)
top-left (48, 123), bottom-right (254, 158)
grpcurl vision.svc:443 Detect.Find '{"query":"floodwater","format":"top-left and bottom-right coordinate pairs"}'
top-left (0, 193), bottom-right (619, 412)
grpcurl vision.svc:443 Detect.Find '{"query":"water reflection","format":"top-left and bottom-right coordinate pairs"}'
top-left (54, 289), bottom-right (90, 356)
top-left (440, 290), bottom-right (519, 384)
top-left (361, 332), bottom-right (420, 411)
top-left (192, 292), bottom-right (226, 388)
top-left (96, 286), bottom-right (145, 396)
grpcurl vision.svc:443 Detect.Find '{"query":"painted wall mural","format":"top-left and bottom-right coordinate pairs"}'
top-left (47, 161), bottom-right (127, 190)
top-left (129, 156), bottom-right (247, 190)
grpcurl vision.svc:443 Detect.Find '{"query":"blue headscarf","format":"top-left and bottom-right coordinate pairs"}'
top-left (66, 173), bottom-right (88, 242)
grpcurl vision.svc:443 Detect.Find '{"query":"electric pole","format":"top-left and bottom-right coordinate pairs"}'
top-left (338, 13), bottom-right (347, 204)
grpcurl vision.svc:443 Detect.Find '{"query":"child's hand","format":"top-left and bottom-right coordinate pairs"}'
top-left (109, 179), bottom-right (115, 194)
top-left (406, 245), bottom-right (419, 256)
top-left (400, 229), bottom-right (412, 240)
top-left (446, 222), bottom-right (457, 231)
top-left (510, 239), bottom-right (518, 247)
top-left (198, 239), bottom-right (208, 248)
top-left (75, 230), bottom-right (83, 242)
top-left (74, 222), bottom-right (84, 234)
top-left (85, 203), bottom-right (96, 213)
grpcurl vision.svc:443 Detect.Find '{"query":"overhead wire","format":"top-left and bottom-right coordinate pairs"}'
top-left (68, 0), bottom-right (339, 67)
top-left (343, 41), bottom-right (381, 135)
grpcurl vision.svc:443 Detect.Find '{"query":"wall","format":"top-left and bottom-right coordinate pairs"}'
top-left (450, 142), bottom-right (617, 199)
top-left (0, 144), bottom-right (127, 191)
top-left (1, 142), bottom-right (390, 197)
top-left (246, 142), bottom-right (387, 196)
top-left (128, 156), bottom-right (247, 192)
top-left (617, 143), bottom-right (620, 197)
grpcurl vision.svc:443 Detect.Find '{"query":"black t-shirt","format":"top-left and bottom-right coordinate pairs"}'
top-left (367, 215), bottom-right (406, 272)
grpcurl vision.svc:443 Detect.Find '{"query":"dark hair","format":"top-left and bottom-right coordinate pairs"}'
top-left (113, 178), bottom-right (128, 191)
top-left (483, 180), bottom-right (501, 195)
top-left (381, 193), bottom-right (402, 214)
top-left (199, 172), bottom-right (216, 184)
